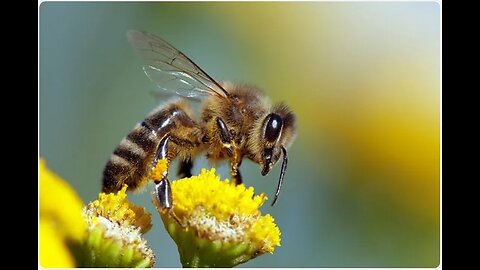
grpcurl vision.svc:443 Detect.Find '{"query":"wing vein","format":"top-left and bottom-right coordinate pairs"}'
top-left (127, 30), bottom-right (229, 99)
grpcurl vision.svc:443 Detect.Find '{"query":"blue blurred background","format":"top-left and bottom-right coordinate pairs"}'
top-left (39, 2), bottom-right (440, 267)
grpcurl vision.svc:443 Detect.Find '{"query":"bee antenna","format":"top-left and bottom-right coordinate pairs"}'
top-left (271, 146), bottom-right (288, 206)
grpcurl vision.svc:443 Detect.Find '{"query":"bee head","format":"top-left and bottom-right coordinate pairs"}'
top-left (260, 113), bottom-right (283, 175)
top-left (258, 103), bottom-right (296, 205)
top-left (260, 104), bottom-right (296, 175)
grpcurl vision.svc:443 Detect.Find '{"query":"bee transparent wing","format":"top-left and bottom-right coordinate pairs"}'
top-left (149, 90), bottom-right (203, 104)
top-left (127, 30), bottom-right (229, 99)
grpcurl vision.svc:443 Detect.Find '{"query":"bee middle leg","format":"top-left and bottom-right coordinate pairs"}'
top-left (178, 158), bottom-right (193, 178)
top-left (232, 168), bottom-right (243, 185)
top-left (230, 158), bottom-right (243, 185)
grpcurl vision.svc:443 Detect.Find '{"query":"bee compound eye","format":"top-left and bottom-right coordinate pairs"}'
top-left (264, 114), bottom-right (283, 143)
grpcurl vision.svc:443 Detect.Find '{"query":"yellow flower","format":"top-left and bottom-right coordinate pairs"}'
top-left (39, 159), bottom-right (87, 267)
top-left (40, 218), bottom-right (77, 267)
top-left (81, 185), bottom-right (155, 267)
top-left (85, 185), bottom-right (152, 233)
top-left (152, 164), bottom-right (281, 267)
top-left (39, 158), bottom-right (155, 267)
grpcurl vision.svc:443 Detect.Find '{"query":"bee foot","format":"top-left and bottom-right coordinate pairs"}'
top-left (168, 208), bottom-right (187, 228)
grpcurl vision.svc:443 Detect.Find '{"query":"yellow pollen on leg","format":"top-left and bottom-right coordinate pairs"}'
top-left (150, 159), bottom-right (169, 180)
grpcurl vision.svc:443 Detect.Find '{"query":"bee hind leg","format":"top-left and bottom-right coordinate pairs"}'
top-left (151, 135), bottom-right (173, 209)
top-left (151, 134), bottom-right (185, 226)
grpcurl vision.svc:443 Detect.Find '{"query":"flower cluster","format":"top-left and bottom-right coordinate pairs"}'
top-left (40, 158), bottom-right (281, 268)
top-left (39, 159), bottom-right (86, 267)
top-left (80, 185), bottom-right (155, 267)
top-left (152, 166), bottom-right (281, 267)
top-left (39, 159), bottom-right (154, 267)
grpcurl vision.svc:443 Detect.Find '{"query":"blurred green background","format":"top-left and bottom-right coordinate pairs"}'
top-left (39, 2), bottom-right (440, 267)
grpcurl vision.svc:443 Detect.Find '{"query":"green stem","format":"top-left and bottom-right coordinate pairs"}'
top-left (163, 213), bottom-right (259, 268)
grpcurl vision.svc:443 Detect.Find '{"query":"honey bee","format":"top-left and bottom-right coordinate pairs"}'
top-left (102, 30), bottom-right (297, 210)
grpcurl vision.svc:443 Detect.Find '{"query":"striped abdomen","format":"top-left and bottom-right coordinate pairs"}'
top-left (102, 122), bottom-right (159, 193)
top-left (102, 100), bottom-right (202, 193)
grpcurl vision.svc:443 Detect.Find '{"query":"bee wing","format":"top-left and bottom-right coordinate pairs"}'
top-left (149, 90), bottom-right (203, 104)
top-left (127, 30), bottom-right (229, 99)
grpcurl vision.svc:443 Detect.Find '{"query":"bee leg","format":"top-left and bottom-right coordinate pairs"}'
top-left (230, 159), bottom-right (243, 185)
top-left (217, 117), bottom-right (244, 185)
top-left (152, 135), bottom-right (172, 209)
top-left (155, 177), bottom-right (172, 208)
top-left (233, 169), bottom-right (243, 185)
top-left (216, 117), bottom-right (232, 144)
top-left (178, 158), bottom-right (193, 178)
top-left (155, 179), bottom-right (184, 227)
top-left (151, 134), bottom-right (185, 227)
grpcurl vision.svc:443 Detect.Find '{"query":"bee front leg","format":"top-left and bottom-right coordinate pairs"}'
top-left (230, 158), bottom-right (243, 185)
top-left (216, 117), bottom-right (243, 185)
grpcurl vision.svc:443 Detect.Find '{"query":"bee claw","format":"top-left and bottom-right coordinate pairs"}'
top-left (168, 208), bottom-right (187, 228)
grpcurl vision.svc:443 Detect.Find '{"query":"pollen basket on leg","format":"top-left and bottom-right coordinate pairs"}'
top-left (150, 159), bottom-right (169, 180)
